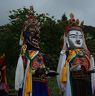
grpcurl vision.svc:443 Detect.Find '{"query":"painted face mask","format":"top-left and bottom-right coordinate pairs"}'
top-left (68, 30), bottom-right (83, 48)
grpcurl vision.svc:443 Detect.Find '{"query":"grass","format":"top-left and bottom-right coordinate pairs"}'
top-left (48, 77), bottom-right (60, 96)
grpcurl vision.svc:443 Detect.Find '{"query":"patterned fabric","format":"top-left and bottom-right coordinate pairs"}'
top-left (70, 49), bottom-right (92, 96)
top-left (32, 53), bottom-right (45, 70)
top-left (0, 56), bottom-right (9, 93)
top-left (26, 50), bottom-right (49, 96)
top-left (23, 50), bottom-right (39, 96)
top-left (20, 50), bottom-right (48, 96)
top-left (70, 49), bottom-right (90, 71)
top-left (0, 57), bottom-right (6, 83)
top-left (17, 6), bottom-right (49, 96)
top-left (61, 49), bottom-right (90, 83)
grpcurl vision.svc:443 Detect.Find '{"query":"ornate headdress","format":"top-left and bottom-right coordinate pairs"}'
top-left (65, 13), bottom-right (84, 36)
top-left (20, 6), bottom-right (40, 50)
top-left (61, 13), bottom-right (87, 50)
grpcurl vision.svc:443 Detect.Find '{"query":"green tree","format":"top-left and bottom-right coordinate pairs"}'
top-left (0, 7), bottom-right (95, 90)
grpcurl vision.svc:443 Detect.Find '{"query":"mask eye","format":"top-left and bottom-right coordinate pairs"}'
top-left (69, 34), bottom-right (76, 38)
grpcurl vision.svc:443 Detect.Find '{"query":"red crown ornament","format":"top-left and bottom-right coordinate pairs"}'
top-left (65, 13), bottom-right (84, 36)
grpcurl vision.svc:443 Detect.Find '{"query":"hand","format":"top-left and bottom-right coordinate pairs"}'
top-left (21, 44), bottom-right (27, 54)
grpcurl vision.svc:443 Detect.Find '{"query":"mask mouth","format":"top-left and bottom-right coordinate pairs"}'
top-left (76, 40), bottom-right (80, 44)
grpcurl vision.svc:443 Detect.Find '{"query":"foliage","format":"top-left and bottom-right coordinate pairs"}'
top-left (0, 7), bottom-right (95, 90)
top-left (83, 26), bottom-right (95, 53)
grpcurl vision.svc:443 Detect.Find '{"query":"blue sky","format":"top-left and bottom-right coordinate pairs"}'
top-left (0, 0), bottom-right (95, 26)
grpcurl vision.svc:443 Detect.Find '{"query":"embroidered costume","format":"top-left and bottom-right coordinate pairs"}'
top-left (15, 6), bottom-right (49, 96)
top-left (57, 13), bottom-right (95, 96)
top-left (0, 54), bottom-right (9, 96)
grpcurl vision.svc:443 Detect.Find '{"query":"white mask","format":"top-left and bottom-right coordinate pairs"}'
top-left (67, 30), bottom-right (83, 48)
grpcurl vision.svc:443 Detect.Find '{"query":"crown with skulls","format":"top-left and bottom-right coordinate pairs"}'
top-left (20, 6), bottom-right (40, 49)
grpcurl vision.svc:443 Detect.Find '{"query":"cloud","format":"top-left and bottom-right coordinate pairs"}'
top-left (0, 0), bottom-right (95, 26)
top-left (33, 0), bottom-right (95, 26)
top-left (0, 0), bottom-right (32, 25)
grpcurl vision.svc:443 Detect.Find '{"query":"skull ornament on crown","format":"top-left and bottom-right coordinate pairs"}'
top-left (19, 6), bottom-right (40, 51)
